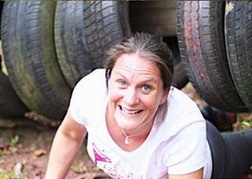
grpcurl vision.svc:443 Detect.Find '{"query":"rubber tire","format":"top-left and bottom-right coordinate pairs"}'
top-left (177, 1), bottom-right (248, 112)
top-left (83, 1), bottom-right (187, 90)
top-left (83, 1), bottom-right (132, 67)
top-left (1, 2), bottom-right (71, 120)
top-left (164, 36), bottom-right (189, 89)
top-left (0, 71), bottom-right (30, 117)
top-left (225, 1), bottom-right (252, 112)
top-left (128, 1), bottom-right (177, 37)
top-left (173, 61), bottom-right (189, 90)
top-left (0, 2), bottom-right (4, 39)
top-left (55, 1), bottom-right (93, 88)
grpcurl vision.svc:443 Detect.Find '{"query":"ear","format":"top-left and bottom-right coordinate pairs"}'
top-left (160, 89), bottom-right (169, 105)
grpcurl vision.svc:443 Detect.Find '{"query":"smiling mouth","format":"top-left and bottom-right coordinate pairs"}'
top-left (119, 105), bottom-right (143, 115)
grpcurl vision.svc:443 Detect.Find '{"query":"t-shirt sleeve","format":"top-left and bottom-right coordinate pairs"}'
top-left (162, 87), bottom-right (208, 175)
top-left (68, 69), bottom-right (107, 126)
top-left (166, 119), bottom-right (207, 175)
top-left (68, 77), bottom-right (88, 126)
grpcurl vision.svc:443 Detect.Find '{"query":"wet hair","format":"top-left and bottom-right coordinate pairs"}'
top-left (104, 32), bottom-right (174, 90)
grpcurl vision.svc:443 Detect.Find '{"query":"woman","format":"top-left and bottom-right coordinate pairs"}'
top-left (45, 32), bottom-right (252, 178)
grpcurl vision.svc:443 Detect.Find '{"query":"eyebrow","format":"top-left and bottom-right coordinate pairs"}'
top-left (114, 71), bottom-right (158, 84)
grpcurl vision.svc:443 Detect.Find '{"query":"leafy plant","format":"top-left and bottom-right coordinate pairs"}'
top-left (10, 135), bottom-right (19, 147)
top-left (9, 135), bottom-right (20, 153)
top-left (0, 170), bottom-right (27, 179)
top-left (237, 114), bottom-right (252, 130)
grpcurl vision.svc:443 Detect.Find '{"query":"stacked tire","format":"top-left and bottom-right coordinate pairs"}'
top-left (225, 1), bottom-right (252, 112)
top-left (1, 2), bottom-right (71, 120)
top-left (1, 1), bottom-right (252, 121)
top-left (0, 1), bottom-right (30, 119)
top-left (177, 1), bottom-right (251, 113)
top-left (1, 1), bottom-right (188, 120)
top-left (0, 69), bottom-right (30, 118)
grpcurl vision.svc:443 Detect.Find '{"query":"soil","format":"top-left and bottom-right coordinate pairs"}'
top-left (0, 85), bottom-right (251, 179)
top-left (0, 125), bottom-right (108, 179)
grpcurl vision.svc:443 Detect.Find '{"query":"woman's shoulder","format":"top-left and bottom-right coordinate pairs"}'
top-left (71, 69), bottom-right (107, 107)
top-left (163, 86), bottom-right (205, 131)
top-left (76, 69), bottom-right (106, 87)
top-left (153, 87), bottom-right (206, 150)
top-left (168, 87), bottom-right (200, 113)
top-left (73, 69), bottom-right (107, 95)
top-left (169, 87), bottom-right (196, 105)
top-left (69, 69), bottom-right (107, 125)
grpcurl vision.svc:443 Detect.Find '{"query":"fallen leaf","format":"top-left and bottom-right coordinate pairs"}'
top-left (33, 149), bottom-right (47, 158)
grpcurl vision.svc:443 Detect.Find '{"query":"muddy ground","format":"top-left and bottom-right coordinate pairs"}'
top-left (0, 85), bottom-right (251, 179)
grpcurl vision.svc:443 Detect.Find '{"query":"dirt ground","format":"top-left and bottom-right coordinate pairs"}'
top-left (0, 84), bottom-right (251, 179)
top-left (0, 124), bottom-right (109, 179)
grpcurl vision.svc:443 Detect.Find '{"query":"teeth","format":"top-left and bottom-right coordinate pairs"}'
top-left (121, 106), bottom-right (139, 114)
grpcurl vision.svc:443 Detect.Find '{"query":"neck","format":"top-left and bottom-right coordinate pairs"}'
top-left (106, 104), bottom-right (154, 146)
top-left (121, 121), bottom-right (153, 145)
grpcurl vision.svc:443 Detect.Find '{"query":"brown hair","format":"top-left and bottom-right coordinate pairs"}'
top-left (104, 32), bottom-right (174, 90)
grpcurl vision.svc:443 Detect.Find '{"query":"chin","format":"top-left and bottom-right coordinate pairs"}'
top-left (114, 116), bottom-right (137, 130)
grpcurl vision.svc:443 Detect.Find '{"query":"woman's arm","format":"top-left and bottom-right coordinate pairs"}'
top-left (45, 109), bottom-right (87, 179)
top-left (169, 168), bottom-right (204, 179)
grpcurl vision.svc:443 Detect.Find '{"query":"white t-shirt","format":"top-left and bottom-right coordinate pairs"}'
top-left (69, 69), bottom-right (212, 179)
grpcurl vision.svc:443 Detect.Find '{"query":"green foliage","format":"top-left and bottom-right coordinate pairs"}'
top-left (9, 135), bottom-right (20, 153)
top-left (238, 115), bottom-right (252, 130)
top-left (10, 135), bottom-right (19, 147)
top-left (0, 170), bottom-right (27, 179)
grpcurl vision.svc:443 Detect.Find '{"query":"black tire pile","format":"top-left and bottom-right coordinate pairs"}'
top-left (0, 1), bottom-right (251, 121)
top-left (177, 1), bottom-right (252, 113)
top-left (0, 1), bottom-right (186, 120)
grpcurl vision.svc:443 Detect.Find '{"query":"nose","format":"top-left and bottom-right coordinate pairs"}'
top-left (124, 87), bottom-right (139, 106)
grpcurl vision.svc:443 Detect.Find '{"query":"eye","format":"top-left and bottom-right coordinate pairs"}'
top-left (142, 85), bottom-right (151, 92)
top-left (118, 80), bottom-right (127, 87)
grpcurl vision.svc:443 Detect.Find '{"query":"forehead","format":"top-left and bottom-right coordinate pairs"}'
top-left (111, 54), bottom-right (162, 84)
top-left (114, 54), bottom-right (159, 72)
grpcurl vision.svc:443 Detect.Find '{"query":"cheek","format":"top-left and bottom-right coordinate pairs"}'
top-left (141, 95), bottom-right (161, 110)
top-left (144, 90), bottom-right (167, 110)
top-left (108, 87), bottom-right (122, 103)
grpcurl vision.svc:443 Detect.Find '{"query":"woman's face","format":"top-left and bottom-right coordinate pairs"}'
top-left (108, 53), bottom-right (169, 131)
